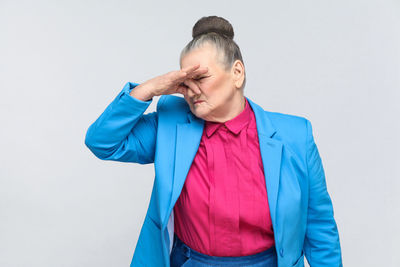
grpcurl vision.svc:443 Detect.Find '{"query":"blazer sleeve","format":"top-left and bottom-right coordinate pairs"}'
top-left (84, 82), bottom-right (162, 164)
top-left (303, 119), bottom-right (343, 266)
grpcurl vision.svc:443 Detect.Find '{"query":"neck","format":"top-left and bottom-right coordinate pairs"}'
top-left (206, 93), bottom-right (246, 123)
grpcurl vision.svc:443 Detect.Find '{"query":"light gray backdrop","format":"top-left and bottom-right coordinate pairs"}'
top-left (1, 0), bottom-right (399, 266)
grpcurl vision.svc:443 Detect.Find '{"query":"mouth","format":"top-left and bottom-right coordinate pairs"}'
top-left (194, 100), bottom-right (204, 104)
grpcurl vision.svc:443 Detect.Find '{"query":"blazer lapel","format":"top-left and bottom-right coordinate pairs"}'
top-left (162, 111), bottom-right (204, 229)
top-left (246, 97), bottom-right (283, 240)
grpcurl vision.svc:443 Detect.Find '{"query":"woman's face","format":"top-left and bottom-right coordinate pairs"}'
top-left (180, 42), bottom-right (244, 122)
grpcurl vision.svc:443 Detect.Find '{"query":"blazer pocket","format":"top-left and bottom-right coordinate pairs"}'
top-left (292, 249), bottom-right (304, 266)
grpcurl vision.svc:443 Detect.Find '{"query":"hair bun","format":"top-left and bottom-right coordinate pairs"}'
top-left (192, 16), bottom-right (234, 40)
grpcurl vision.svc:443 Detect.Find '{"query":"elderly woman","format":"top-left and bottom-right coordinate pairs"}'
top-left (85, 16), bottom-right (342, 267)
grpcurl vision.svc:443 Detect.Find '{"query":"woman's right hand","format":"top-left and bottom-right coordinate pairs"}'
top-left (130, 64), bottom-right (208, 101)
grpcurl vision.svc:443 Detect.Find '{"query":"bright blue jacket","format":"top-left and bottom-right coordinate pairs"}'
top-left (85, 82), bottom-right (343, 267)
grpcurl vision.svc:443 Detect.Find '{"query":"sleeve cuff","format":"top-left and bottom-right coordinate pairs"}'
top-left (118, 82), bottom-right (153, 112)
top-left (123, 81), bottom-right (153, 101)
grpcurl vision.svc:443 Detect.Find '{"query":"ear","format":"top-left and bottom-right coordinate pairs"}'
top-left (231, 60), bottom-right (245, 89)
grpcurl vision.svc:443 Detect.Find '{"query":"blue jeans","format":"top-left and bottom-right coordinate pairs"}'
top-left (170, 233), bottom-right (278, 267)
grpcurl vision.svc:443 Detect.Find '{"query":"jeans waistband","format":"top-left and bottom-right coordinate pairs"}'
top-left (172, 233), bottom-right (277, 265)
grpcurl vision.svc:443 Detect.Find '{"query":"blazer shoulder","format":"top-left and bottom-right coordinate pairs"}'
top-left (265, 110), bottom-right (311, 152)
top-left (157, 94), bottom-right (190, 113)
top-left (266, 110), bottom-right (310, 130)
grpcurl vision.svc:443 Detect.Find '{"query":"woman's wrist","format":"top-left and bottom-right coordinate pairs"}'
top-left (129, 83), bottom-right (155, 101)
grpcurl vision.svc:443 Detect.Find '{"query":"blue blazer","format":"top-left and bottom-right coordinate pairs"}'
top-left (85, 82), bottom-right (343, 267)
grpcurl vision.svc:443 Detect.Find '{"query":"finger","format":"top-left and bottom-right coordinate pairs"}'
top-left (188, 67), bottom-right (209, 78)
top-left (175, 85), bottom-right (184, 96)
top-left (176, 84), bottom-right (189, 97)
top-left (181, 63), bottom-right (200, 74)
top-left (172, 70), bottom-right (188, 82)
top-left (184, 79), bottom-right (201, 95)
top-left (168, 70), bottom-right (190, 88)
top-left (176, 66), bottom-right (208, 83)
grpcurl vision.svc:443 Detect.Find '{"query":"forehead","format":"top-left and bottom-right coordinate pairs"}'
top-left (180, 43), bottom-right (221, 70)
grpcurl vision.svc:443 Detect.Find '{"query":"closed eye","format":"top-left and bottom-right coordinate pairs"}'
top-left (194, 77), bottom-right (206, 81)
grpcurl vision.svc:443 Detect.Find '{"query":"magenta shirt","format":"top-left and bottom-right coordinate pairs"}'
top-left (173, 98), bottom-right (275, 256)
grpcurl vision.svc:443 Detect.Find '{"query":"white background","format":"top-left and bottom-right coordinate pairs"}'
top-left (1, 0), bottom-right (399, 266)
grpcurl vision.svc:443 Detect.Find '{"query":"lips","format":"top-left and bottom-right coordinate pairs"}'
top-left (194, 100), bottom-right (204, 104)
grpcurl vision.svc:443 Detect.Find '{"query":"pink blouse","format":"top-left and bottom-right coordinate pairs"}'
top-left (173, 97), bottom-right (275, 256)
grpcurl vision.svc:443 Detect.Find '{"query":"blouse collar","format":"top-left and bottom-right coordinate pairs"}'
top-left (205, 97), bottom-right (251, 138)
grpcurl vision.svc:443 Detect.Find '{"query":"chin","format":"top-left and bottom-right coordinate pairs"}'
top-left (191, 109), bottom-right (208, 120)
